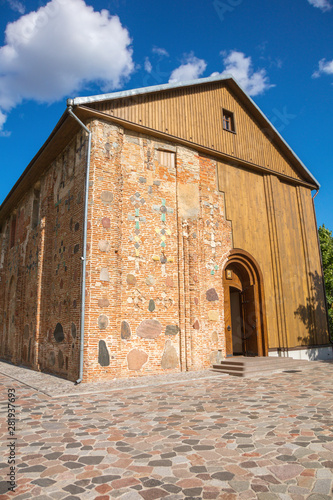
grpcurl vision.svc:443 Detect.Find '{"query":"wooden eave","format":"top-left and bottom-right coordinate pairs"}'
top-left (73, 76), bottom-right (319, 188)
top-left (76, 104), bottom-right (318, 190)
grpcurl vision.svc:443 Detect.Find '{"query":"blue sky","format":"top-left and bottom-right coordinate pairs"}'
top-left (0, 0), bottom-right (332, 229)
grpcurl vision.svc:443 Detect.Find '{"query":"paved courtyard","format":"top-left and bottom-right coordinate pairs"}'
top-left (0, 360), bottom-right (333, 500)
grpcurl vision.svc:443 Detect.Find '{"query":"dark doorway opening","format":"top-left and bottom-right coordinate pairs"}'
top-left (223, 249), bottom-right (268, 357)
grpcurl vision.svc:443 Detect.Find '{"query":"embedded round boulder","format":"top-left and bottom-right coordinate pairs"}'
top-left (148, 299), bottom-right (155, 312)
top-left (121, 321), bottom-right (131, 340)
top-left (136, 319), bottom-right (162, 339)
top-left (98, 340), bottom-right (110, 367)
top-left (192, 320), bottom-right (200, 330)
top-left (206, 288), bottom-right (219, 301)
top-left (165, 325), bottom-right (179, 336)
top-left (127, 349), bottom-right (148, 371)
top-left (54, 323), bottom-right (64, 343)
top-left (101, 191), bottom-right (113, 204)
top-left (161, 340), bottom-right (179, 370)
top-left (127, 274), bottom-right (136, 286)
top-left (98, 240), bottom-right (111, 253)
top-left (211, 331), bottom-right (218, 343)
top-left (102, 217), bottom-right (110, 229)
top-left (98, 298), bottom-right (110, 308)
top-left (98, 315), bottom-right (109, 330)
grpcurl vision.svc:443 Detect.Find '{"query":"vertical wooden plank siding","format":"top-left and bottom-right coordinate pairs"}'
top-left (271, 179), bottom-right (312, 347)
top-left (90, 83), bottom-right (304, 182)
top-left (217, 162), bottom-right (279, 349)
top-left (298, 187), bottom-right (329, 343)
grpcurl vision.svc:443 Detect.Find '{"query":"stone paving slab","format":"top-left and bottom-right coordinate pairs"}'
top-left (0, 361), bottom-right (333, 499)
top-left (0, 362), bottom-right (224, 397)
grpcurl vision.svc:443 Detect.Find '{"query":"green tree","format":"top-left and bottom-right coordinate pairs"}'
top-left (318, 224), bottom-right (333, 336)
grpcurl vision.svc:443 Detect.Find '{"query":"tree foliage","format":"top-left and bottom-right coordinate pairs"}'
top-left (318, 224), bottom-right (333, 336)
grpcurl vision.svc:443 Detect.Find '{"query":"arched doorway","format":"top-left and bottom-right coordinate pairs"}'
top-left (223, 249), bottom-right (268, 357)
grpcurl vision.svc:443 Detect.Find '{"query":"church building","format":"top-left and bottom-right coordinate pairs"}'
top-left (0, 75), bottom-right (330, 382)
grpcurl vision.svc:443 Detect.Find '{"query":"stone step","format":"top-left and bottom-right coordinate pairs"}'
top-left (212, 357), bottom-right (313, 377)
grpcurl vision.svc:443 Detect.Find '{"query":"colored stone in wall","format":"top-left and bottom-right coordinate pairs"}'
top-left (208, 310), bottom-right (219, 322)
top-left (71, 322), bottom-right (77, 339)
top-left (148, 299), bottom-right (155, 312)
top-left (74, 244), bottom-right (80, 254)
top-left (193, 320), bottom-right (200, 330)
top-left (211, 331), bottom-right (218, 343)
top-left (98, 315), bottom-right (109, 330)
top-left (74, 222), bottom-right (80, 232)
top-left (54, 323), bottom-right (64, 343)
top-left (98, 298), bottom-right (110, 308)
top-left (101, 191), bottom-right (113, 204)
top-left (126, 274), bottom-right (136, 286)
top-left (98, 240), bottom-right (111, 252)
top-left (127, 349), bottom-right (148, 371)
top-left (206, 288), bottom-right (219, 301)
top-left (136, 319), bottom-right (162, 339)
top-left (121, 321), bottom-right (131, 340)
top-left (102, 217), bottom-right (110, 229)
top-left (161, 340), bottom-right (179, 370)
top-left (100, 268), bottom-right (110, 282)
top-left (146, 274), bottom-right (155, 287)
top-left (165, 325), bottom-right (179, 336)
top-left (98, 340), bottom-right (110, 367)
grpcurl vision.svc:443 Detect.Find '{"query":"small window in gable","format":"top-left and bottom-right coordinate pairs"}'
top-left (157, 150), bottom-right (175, 168)
top-left (32, 189), bottom-right (41, 229)
top-left (222, 109), bottom-right (236, 133)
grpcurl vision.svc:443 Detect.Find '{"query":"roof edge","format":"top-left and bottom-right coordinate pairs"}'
top-left (69, 74), bottom-right (234, 106)
top-left (70, 74), bottom-right (320, 189)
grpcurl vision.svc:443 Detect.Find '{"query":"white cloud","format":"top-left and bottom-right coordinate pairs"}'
top-left (312, 58), bottom-right (333, 77)
top-left (0, 110), bottom-right (8, 129)
top-left (6, 0), bottom-right (26, 14)
top-left (0, 0), bottom-right (134, 131)
top-left (215, 50), bottom-right (273, 96)
top-left (307, 0), bottom-right (332, 11)
top-left (152, 47), bottom-right (169, 58)
top-left (169, 54), bottom-right (207, 83)
top-left (144, 57), bottom-right (152, 73)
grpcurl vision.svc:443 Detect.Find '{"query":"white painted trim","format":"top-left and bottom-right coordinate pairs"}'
top-left (269, 346), bottom-right (333, 361)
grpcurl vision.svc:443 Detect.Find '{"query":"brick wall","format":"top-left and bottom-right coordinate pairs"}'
top-left (82, 120), bottom-right (233, 382)
top-left (0, 118), bottom-right (233, 382)
top-left (0, 132), bottom-right (87, 381)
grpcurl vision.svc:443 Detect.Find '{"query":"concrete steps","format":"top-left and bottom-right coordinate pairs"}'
top-left (212, 356), bottom-right (313, 378)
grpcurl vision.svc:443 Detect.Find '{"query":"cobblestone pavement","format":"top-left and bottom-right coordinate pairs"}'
top-left (0, 361), bottom-right (333, 500)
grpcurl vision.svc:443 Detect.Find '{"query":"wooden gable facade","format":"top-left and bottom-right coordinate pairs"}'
top-left (74, 76), bottom-right (329, 356)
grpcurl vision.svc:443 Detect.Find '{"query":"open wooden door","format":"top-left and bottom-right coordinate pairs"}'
top-left (223, 249), bottom-right (268, 357)
top-left (241, 285), bottom-right (258, 356)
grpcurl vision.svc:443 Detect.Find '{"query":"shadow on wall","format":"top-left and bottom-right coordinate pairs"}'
top-left (294, 271), bottom-right (332, 358)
